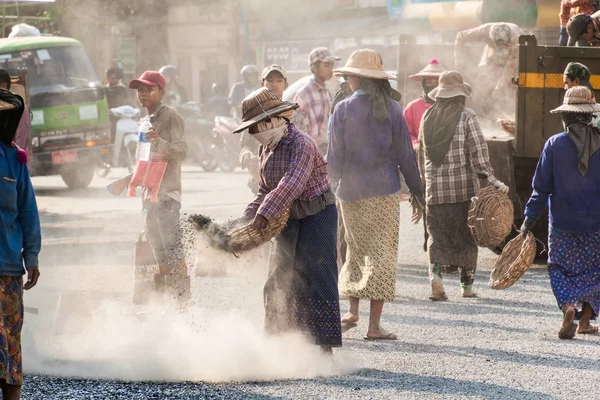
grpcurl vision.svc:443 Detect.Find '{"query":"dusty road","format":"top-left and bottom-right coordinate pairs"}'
top-left (20, 166), bottom-right (600, 400)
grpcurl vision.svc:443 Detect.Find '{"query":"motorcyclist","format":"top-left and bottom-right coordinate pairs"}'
top-left (205, 82), bottom-right (231, 119)
top-left (159, 65), bottom-right (188, 108)
top-left (105, 65), bottom-right (129, 110)
top-left (228, 64), bottom-right (259, 118)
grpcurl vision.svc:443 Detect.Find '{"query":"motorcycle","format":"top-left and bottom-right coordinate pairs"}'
top-left (212, 115), bottom-right (241, 172)
top-left (178, 101), bottom-right (220, 172)
top-left (96, 105), bottom-right (140, 178)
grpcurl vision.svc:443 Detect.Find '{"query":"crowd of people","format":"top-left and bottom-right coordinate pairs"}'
top-left (3, 10), bottom-right (600, 397)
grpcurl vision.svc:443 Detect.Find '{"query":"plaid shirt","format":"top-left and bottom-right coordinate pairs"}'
top-left (560, 0), bottom-right (597, 28)
top-left (294, 77), bottom-right (332, 142)
top-left (418, 108), bottom-right (496, 206)
top-left (242, 124), bottom-right (330, 221)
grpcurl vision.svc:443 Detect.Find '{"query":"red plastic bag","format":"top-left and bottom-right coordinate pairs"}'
top-left (128, 153), bottom-right (168, 202)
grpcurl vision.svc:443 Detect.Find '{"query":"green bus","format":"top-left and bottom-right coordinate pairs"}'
top-left (0, 35), bottom-right (110, 189)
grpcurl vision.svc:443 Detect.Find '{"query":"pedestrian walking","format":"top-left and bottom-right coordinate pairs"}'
top-left (294, 47), bottom-right (341, 155)
top-left (419, 71), bottom-right (508, 301)
top-left (560, 0), bottom-right (598, 45)
top-left (237, 88), bottom-right (342, 352)
top-left (0, 89), bottom-right (41, 400)
top-left (328, 49), bottom-right (425, 340)
top-left (108, 71), bottom-right (190, 302)
top-left (522, 86), bottom-right (600, 339)
top-left (567, 11), bottom-right (600, 46)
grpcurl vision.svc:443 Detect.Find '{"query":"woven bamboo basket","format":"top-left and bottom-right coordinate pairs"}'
top-left (489, 232), bottom-right (536, 290)
top-left (189, 209), bottom-right (290, 254)
top-left (468, 186), bottom-right (514, 248)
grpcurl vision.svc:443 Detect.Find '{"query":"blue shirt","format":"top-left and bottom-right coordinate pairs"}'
top-left (327, 90), bottom-right (423, 202)
top-left (0, 142), bottom-right (40, 275)
top-left (525, 132), bottom-right (600, 233)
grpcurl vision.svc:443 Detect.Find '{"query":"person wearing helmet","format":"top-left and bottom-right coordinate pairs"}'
top-left (159, 65), bottom-right (188, 108)
top-left (228, 65), bottom-right (259, 118)
top-left (454, 22), bottom-right (523, 116)
top-left (205, 82), bottom-right (231, 119)
top-left (567, 12), bottom-right (600, 46)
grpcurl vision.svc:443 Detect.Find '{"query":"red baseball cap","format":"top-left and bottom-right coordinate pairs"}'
top-left (128, 71), bottom-right (166, 90)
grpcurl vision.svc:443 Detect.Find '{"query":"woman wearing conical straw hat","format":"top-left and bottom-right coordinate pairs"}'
top-left (419, 71), bottom-right (508, 301)
top-left (235, 87), bottom-right (342, 351)
top-left (328, 49), bottom-right (425, 340)
top-left (522, 86), bottom-right (600, 339)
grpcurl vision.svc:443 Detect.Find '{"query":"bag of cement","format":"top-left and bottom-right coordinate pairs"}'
top-left (9, 24), bottom-right (41, 38)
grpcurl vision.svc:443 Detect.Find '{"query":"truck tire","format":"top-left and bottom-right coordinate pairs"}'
top-left (60, 163), bottom-right (95, 189)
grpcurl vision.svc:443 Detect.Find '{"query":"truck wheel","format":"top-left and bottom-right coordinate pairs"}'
top-left (61, 164), bottom-right (95, 189)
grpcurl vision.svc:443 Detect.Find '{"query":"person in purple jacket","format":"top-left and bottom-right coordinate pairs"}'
top-left (522, 86), bottom-right (600, 340)
top-left (328, 49), bottom-right (425, 340)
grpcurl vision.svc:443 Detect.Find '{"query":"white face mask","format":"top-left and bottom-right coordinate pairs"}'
top-left (252, 117), bottom-right (288, 150)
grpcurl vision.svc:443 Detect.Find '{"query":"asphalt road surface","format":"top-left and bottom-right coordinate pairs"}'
top-left (20, 166), bottom-right (600, 400)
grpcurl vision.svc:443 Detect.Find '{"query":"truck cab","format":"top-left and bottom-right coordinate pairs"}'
top-left (0, 36), bottom-right (110, 189)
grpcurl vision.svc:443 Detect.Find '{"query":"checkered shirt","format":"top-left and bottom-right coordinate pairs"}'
top-left (418, 108), bottom-right (496, 206)
top-left (294, 78), bottom-right (332, 141)
top-left (242, 124), bottom-right (330, 221)
top-left (561, 0), bottom-right (597, 28)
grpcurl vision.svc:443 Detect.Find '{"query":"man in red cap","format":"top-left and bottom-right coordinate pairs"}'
top-left (108, 70), bottom-right (190, 303)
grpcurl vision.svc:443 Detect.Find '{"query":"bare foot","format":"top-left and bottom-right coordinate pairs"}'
top-left (341, 312), bottom-right (359, 323)
top-left (364, 327), bottom-right (397, 341)
top-left (559, 304), bottom-right (577, 340)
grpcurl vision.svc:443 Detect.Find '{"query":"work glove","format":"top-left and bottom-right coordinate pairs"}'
top-left (559, 28), bottom-right (568, 47)
top-left (491, 179), bottom-right (509, 195)
top-left (520, 217), bottom-right (536, 237)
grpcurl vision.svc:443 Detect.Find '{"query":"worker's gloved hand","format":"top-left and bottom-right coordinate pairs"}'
top-left (559, 28), bottom-right (568, 47)
top-left (520, 217), bottom-right (536, 237)
top-left (492, 179), bottom-right (509, 195)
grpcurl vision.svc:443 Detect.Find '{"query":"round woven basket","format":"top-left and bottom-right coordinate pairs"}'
top-left (468, 186), bottom-right (514, 248)
top-left (190, 209), bottom-right (290, 254)
top-left (489, 232), bottom-right (536, 290)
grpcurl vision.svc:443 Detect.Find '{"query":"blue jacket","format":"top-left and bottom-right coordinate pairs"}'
top-left (0, 142), bottom-right (40, 275)
top-left (525, 132), bottom-right (600, 233)
top-left (327, 90), bottom-right (423, 202)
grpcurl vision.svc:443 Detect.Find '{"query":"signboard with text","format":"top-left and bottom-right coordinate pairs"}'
top-left (262, 40), bottom-right (332, 73)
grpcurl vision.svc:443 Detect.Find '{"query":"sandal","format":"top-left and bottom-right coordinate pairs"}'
top-left (577, 325), bottom-right (599, 335)
top-left (364, 332), bottom-right (398, 341)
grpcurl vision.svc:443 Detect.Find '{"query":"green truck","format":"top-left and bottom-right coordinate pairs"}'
top-left (397, 35), bottom-right (589, 253)
top-left (0, 35), bottom-right (110, 189)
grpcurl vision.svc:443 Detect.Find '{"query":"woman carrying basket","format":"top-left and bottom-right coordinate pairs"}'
top-left (235, 88), bottom-right (342, 351)
top-left (522, 86), bottom-right (600, 339)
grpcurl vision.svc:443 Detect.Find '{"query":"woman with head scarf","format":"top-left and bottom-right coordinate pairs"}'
top-left (419, 71), bottom-right (508, 301)
top-left (522, 86), bottom-right (600, 339)
top-left (0, 89), bottom-right (41, 398)
top-left (236, 88), bottom-right (341, 352)
top-left (328, 49), bottom-right (425, 340)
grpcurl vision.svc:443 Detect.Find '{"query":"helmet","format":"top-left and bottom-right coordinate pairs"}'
top-left (159, 65), bottom-right (178, 79)
top-left (240, 65), bottom-right (258, 76)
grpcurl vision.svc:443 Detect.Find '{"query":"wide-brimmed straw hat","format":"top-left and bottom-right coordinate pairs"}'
top-left (233, 87), bottom-right (299, 133)
top-left (333, 49), bottom-right (396, 80)
top-left (551, 86), bottom-right (600, 114)
top-left (409, 58), bottom-right (446, 81)
top-left (428, 70), bottom-right (472, 100)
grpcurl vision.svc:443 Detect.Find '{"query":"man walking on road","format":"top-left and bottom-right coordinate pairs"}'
top-left (294, 47), bottom-right (340, 155)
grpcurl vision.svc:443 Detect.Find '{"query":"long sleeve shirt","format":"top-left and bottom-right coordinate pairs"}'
top-left (0, 142), bottom-right (41, 275)
top-left (524, 132), bottom-right (600, 233)
top-left (242, 124), bottom-right (330, 221)
top-left (403, 97), bottom-right (431, 148)
top-left (327, 90), bottom-right (424, 203)
top-left (419, 108), bottom-right (496, 206)
top-left (560, 0), bottom-right (596, 28)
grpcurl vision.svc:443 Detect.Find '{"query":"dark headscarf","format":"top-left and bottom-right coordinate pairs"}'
top-left (0, 89), bottom-right (24, 144)
top-left (421, 80), bottom-right (436, 104)
top-left (562, 112), bottom-right (600, 176)
top-left (421, 96), bottom-right (465, 166)
top-left (358, 77), bottom-right (401, 121)
top-left (331, 81), bottom-right (353, 114)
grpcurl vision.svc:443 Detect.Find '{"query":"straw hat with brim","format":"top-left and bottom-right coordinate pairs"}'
top-left (409, 58), bottom-right (446, 81)
top-left (428, 70), bottom-right (472, 100)
top-left (233, 87), bottom-right (299, 134)
top-left (551, 86), bottom-right (600, 114)
top-left (333, 49), bottom-right (396, 80)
